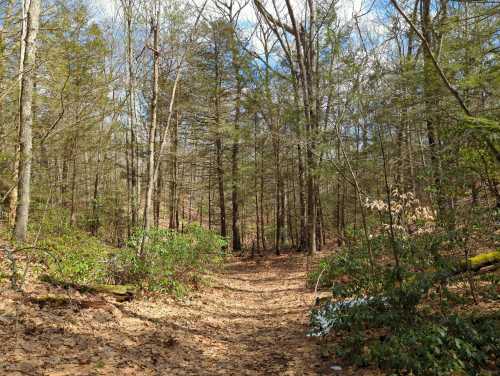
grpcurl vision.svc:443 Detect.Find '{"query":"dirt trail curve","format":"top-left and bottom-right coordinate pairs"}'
top-left (1, 252), bottom-right (338, 375)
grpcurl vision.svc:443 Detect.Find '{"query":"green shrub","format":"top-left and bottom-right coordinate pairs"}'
top-left (311, 296), bottom-right (498, 374)
top-left (39, 228), bottom-right (113, 285)
top-left (308, 231), bottom-right (498, 375)
top-left (307, 239), bottom-right (379, 292)
top-left (109, 224), bottom-right (227, 294)
top-left (37, 219), bottom-right (226, 296)
top-left (32, 207), bottom-right (73, 237)
top-left (369, 314), bottom-right (499, 375)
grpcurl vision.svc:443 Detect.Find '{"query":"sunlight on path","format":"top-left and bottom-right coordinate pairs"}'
top-left (1, 252), bottom-right (338, 375)
top-left (133, 252), bottom-right (325, 375)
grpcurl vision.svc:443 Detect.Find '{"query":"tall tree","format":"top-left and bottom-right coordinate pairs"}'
top-left (142, 0), bottom-right (161, 242)
top-left (14, 0), bottom-right (40, 241)
top-left (121, 0), bottom-right (140, 233)
top-left (253, 0), bottom-right (321, 253)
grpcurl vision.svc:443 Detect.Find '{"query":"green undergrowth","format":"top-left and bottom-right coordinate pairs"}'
top-left (308, 232), bottom-right (499, 375)
top-left (39, 227), bottom-right (114, 285)
top-left (3, 210), bottom-right (227, 297)
top-left (109, 224), bottom-right (227, 295)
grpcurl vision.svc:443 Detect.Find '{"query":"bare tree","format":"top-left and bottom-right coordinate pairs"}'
top-left (214, 0), bottom-right (248, 250)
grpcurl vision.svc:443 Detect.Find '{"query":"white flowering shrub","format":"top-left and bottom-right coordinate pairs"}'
top-left (363, 189), bottom-right (435, 237)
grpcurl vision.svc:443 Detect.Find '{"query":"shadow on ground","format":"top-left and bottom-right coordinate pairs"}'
top-left (1, 251), bottom-right (342, 375)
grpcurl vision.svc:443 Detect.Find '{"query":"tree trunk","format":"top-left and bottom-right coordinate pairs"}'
top-left (10, 0), bottom-right (30, 228)
top-left (216, 135), bottom-right (226, 238)
top-left (208, 160), bottom-right (212, 231)
top-left (231, 51), bottom-right (242, 252)
top-left (142, 2), bottom-right (160, 249)
top-left (422, 0), bottom-right (445, 225)
top-left (90, 155), bottom-right (100, 236)
top-left (154, 160), bottom-right (162, 228)
top-left (214, 38), bottom-right (226, 239)
top-left (169, 112), bottom-right (179, 230)
top-left (0, 24), bottom-right (4, 149)
top-left (297, 144), bottom-right (307, 251)
top-left (14, 0), bottom-right (40, 242)
top-left (252, 123), bottom-right (261, 255)
top-left (69, 149), bottom-right (77, 226)
top-left (272, 130), bottom-right (282, 255)
top-left (123, 0), bottom-right (139, 230)
top-left (260, 141), bottom-right (266, 251)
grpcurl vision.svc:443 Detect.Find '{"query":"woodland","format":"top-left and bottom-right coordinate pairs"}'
top-left (0, 0), bottom-right (499, 375)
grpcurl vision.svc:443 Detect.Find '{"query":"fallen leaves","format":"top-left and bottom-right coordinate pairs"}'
top-left (1, 252), bottom-right (340, 375)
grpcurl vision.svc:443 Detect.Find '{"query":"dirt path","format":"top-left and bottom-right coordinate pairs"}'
top-left (1, 252), bottom-right (333, 375)
top-left (160, 253), bottom-right (326, 375)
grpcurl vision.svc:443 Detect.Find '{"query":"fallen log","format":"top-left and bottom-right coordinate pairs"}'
top-left (39, 274), bottom-right (138, 301)
top-left (424, 250), bottom-right (500, 288)
top-left (450, 250), bottom-right (500, 276)
top-left (28, 294), bottom-right (108, 309)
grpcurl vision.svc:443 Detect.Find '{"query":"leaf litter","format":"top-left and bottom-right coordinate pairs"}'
top-left (1, 251), bottom-right (381, 375)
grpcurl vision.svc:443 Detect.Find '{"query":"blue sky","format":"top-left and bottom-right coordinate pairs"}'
top-left (93, 0), bottom-right (375, 23)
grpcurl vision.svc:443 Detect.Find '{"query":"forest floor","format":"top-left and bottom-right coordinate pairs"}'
top-left (0, 250), bottom-right (378, 376)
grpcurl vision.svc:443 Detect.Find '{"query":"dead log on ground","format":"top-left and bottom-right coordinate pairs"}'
top-left (39, 274), bottom-right (138, 301)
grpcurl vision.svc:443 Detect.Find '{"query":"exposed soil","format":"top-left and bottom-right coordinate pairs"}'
top-left (0, 251), bottom-right (358, 375)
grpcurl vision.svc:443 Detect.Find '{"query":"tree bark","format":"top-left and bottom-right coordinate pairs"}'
top-left (169, 112), bottom-right (179, 230)
top-left (142, 2), bottom-right (160, 250)
top-left (422, 0), bottom-right (446, 226)
top-left (69, 148), bottom-right (77, 226)
top-left (253, 115), bottom-right (261, 252)
top-left (154, 159), bottom-right (162, 228)
top-left (10, 0), bottom-right (29, 228)
top-left (259, 139), bottom-right (266, 251)
top-left (231, 43), bottom-right (242, 252)
top-left (90, 151), bottom-right (100, 236)
top-left (273, 132), bottom-right (282, 255)
top-left (216, 134), bottom-right (226, 238)
top-left (214, 35), bottom-right (226, 239)
top-left (122, 0), bottom-right (139, 230)
top-left (14, 0), bottom-right (40, 242)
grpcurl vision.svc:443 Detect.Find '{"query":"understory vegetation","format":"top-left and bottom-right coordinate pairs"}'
top-left (111, 225), bottom-right (227, 293)
top-left (2, 211), bottom-right (227, 296)
top-left (309, 193), bottom-right (499, 374)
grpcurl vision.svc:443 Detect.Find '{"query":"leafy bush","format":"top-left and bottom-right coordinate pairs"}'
top-left (39, 228), bottom-right (113, 285)
top-left (109, 224), bottom-right (227, 294)
top-left (37, 216), bottom-right (227, 296)
top-left (308, 216), bottom-right (498, 374)
top-left (308, 236), bottom-right (387, 292)
top-left (309, 190), bottom-right (500, 375)
top-left (369, 314), bottom-right (499, 375)
top-left (310, 292), bottom-right (499, 374)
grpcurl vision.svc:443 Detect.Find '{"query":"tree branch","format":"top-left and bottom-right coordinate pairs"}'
top-left (253, 0), bottom-right (295, 34)
top-left (389, 0), bottom-right (500, 162)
